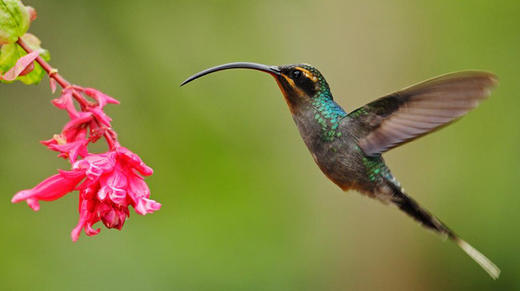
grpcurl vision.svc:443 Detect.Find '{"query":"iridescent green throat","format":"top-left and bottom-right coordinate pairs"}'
top-left (311, 92), bottom-right (347, 142)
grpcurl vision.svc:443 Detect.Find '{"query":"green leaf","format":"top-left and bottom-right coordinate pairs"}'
top-left (0, 0), bottom-right (30, 45)
top-left (0, 33), bottom-right (49, 84)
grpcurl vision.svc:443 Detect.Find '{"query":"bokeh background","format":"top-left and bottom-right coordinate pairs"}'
top-left (1, 0), bottom-right (519, 290)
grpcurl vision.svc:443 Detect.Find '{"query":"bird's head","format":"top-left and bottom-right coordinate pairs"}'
top-left (181, 62), bottom-right (332, 112)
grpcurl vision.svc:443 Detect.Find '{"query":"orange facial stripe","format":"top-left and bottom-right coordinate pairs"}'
top-left (281, 74), bottom-right (296, 87)
top-left (295, 67), bottom-right (318, 82)
top-left (281, 74), bottom-right (305, 96)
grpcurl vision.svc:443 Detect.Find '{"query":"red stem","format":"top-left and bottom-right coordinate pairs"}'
top-left (16, 37), bottom-right (116, 150)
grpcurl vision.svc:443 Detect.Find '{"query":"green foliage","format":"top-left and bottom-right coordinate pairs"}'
top-left (0, 0), bottom-right (48, 84)
top-left (0, 0), bottom-right (30, 45)
top-left (0, 33), bottom-right (49, 84)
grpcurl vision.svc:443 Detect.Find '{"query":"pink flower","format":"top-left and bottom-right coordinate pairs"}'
top-left (52, 88), bottom-right (80, 119)
top-left (13, 146), bottom-right (160, 242)
top-left (84, 88), bottom-right (119, 127)
top-left (12, 85), bottom-right (160, 241)
top-left (41, 112), bottom-right (92, 163)
top-left (84, 88), bottom-right (120, 106)
top-left (11, 170), bottom-right (84, 211)
top-left (70, 146), bottom-right (160, 241)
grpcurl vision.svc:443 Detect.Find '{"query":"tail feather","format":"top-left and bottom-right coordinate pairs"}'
top-left (386, 181), bottom-right (500, 279)
top-left (455, 238), bottom-right (500, 279)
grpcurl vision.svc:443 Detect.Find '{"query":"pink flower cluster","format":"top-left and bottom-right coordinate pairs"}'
top-left (11, 86), bottom-right (160, 241)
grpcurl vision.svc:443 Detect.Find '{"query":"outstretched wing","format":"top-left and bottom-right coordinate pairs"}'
top-left (350, 71), bottom-right (497, 156)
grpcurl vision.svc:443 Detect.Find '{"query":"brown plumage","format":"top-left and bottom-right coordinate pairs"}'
top-left (353, 72), bottom-right (497, 156)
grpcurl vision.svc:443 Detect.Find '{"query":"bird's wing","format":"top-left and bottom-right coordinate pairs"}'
top-left (350, 71), bottom-right (497, 156)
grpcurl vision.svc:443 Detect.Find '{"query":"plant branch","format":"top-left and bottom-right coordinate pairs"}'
top-left (16, 37), bottom-right (117, 150)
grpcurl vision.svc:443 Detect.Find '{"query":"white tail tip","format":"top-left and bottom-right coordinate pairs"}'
top-left (456, 238), bottom-right (500, 279)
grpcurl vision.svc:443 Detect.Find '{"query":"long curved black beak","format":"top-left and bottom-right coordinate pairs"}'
top-left (181, 62), bottom-right (281, 86)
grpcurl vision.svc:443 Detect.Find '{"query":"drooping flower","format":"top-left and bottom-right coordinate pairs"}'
top-left (12, 84), bottom-right (160, 241)
top-left (68, 145), bottom-right (159, 242)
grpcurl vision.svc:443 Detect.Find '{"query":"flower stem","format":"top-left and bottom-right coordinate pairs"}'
top-left (16, 37), bottom-right (117, 150)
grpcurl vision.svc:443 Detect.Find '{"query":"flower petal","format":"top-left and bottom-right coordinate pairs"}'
top-left (46, 139), bottom-right (88, 163)
top-left (127, 172), bottom-right (150, 201)
top-left (62, 111), bottom-right (93, 133)
top-left (87, 106), bottom-right (112, 127)
top-left (84, 88), bottom-right (120, 107)
top-left (52, 90), bottom-right (79, 119)
top-left (135, 198), bottom-right (161, 215)
top-left (12, 171), bottom-right (84, 211)
top-left (116, 146), bottom-right (153, 176)
top-left (101, 167), bottom-right (128, 205)
top-left (73, 152), bottom-right (116, 181)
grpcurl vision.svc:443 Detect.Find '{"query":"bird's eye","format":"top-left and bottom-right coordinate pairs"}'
top-left (291, 70), bottom-right (302, 79)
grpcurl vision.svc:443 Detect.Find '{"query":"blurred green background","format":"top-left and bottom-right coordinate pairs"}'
top-left (1, 0), bottom-right (519, 290)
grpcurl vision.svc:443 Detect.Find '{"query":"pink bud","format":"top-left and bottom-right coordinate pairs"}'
top-left (49, 78), bottom-right (57, 93)
top-left (84, 88), bottom-right (120, 107)
top-left (52, 90), bottom-right (79, 119)
top-left (98, 203), bottom-right (129, 230)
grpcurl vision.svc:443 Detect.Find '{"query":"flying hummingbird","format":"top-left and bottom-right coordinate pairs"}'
top-left (181, 62), bottom-right (500, 279)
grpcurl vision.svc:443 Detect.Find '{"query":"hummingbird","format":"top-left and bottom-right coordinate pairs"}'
top-left (181, 62), bottom-right (500, 279)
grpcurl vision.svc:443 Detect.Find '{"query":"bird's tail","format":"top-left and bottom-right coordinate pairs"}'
top-left (386, 181), bottom-right (500, 279)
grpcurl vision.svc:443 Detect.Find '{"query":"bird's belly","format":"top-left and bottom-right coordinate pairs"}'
top-left (308, 140), bottom-right (369, 192)
top-left (294, 113), bottom-right (377, 193)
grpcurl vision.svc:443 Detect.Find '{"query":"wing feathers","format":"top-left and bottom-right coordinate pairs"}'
top-left (355, 72), bottom-right (497, 156)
